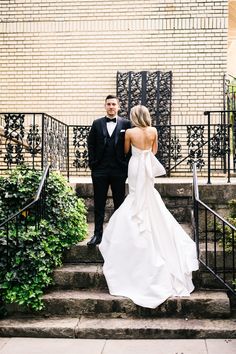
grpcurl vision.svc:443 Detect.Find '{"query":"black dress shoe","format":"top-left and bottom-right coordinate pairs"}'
top-left (87, 234), bottom-right (102, 246)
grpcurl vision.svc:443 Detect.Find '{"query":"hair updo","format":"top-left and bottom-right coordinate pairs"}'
top-left (130, 105), bottom-right (151, 127)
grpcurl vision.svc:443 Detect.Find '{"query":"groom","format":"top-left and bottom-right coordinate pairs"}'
top-left (87, 95), bottom-right (131, 246)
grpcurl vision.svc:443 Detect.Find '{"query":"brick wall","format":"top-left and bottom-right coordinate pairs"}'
top-left (0, 0), bottom-right (228, 125)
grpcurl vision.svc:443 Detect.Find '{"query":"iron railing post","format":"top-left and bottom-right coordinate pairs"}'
top-left (205, 111), bottom-right (211, 184)
top-left (168, 72), bottom-right (173, 177)
top-left (32, 113), bottom-right (35, 169)
top-left (192, 163), bottom-right (200, 257)
top-left (223, 73), bottom-right (226, 111)
top-left (227, 120), bottom-right (231, 183)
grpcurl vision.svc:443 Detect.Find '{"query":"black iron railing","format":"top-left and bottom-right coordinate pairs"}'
top-left (192, 163), bottom-right (236, 296)
top-left (69, 125), bottom-right (90, 177)
top-left (162, 118), bottom-right (235, 182)
top-left (0, 110), bottom-right (236, 181)
top-left (0, 113), bottom-right (68, 174)
top-left (205, 110), bottom-right (236, 183)
top-left (167, 110), bottom-right (236, 182)
top-left (0, 164), bottom-right (50, 270)
top-left (41, 113), bottom-right (68, 172)
top-left (69, 111), bottom-right (236, 182)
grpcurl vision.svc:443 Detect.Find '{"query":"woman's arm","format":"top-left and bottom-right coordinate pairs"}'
top-left (124, 129), bottom-right (131, 154)
top-left (152, 129), bottom-right (158, 155)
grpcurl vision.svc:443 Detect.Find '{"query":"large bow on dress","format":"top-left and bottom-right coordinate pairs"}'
top-left (131, 148), bottom-right (166, 233)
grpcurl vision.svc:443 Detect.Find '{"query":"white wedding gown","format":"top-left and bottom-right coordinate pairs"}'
top-left (99, 145), bottom-right (199, 308)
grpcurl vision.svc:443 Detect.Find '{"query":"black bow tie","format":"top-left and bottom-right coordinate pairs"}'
top-left (106, 117), bottom-right (116, 123)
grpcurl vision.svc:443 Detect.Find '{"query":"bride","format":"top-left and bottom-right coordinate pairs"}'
top-left (99, 105), bottom-right (199, 308)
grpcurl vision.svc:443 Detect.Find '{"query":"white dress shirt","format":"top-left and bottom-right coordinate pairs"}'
top-left (106, 117), bottom-right (117, 136)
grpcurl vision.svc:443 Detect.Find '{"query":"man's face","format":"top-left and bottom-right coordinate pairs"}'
top-left (105, 98), bottom-right (119, 118)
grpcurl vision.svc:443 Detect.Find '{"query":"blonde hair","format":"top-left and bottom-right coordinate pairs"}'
top-left (130, 105), bottom-right (152, 127)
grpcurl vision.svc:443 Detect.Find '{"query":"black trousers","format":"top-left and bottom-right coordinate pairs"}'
top-left (91, 173), bottom-right (127, 236)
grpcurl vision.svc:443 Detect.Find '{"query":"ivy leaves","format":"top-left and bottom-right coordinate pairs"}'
top-left (0, 165), bottom-right (87, 315)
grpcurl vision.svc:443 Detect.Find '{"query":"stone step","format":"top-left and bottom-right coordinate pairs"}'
top-left (63, 223), bottom-right (193, 264)
top-left (6, 290), bottom-right (231, 319)
top-left (53, 263), bottom-right (107, 290)
top-left (63, 241), bottom-right (103, 264)
top-left (50, 263), bottom-right (203, 290)
top-left (63, 223), bottom-right (103, 264)
top-left (74, 181), bottom-right (236, 227)
top-left (64, 227), bottom-right (234, 269)
top-left (63, 239), bottom-right (233, 273)
top-left (53, 262), bottom-right (234, 293)
top-left (75, 181), bottom-right (193, 223)
top-left (0, 316), bottom-right (235, 339)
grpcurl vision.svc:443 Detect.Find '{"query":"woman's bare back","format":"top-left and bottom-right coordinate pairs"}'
top-left (125, 126), bottom-right (158, 154)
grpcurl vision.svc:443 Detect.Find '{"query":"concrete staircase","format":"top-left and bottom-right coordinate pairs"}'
top-left (0, 225), bottom-right (236, 339)
top-left (1, 180), bottom-right (236, 338)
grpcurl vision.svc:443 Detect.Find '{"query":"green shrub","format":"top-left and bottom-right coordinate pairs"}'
top-left (228, 199), bottom-right (236, 218)
top-left (213, 200), bottom-right (236, 290)
top-left (216, 199), bottom-right (236, 252)
top-left (0, 166), bottom-right (87, 315)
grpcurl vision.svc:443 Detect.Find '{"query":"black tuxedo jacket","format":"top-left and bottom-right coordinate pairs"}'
top-left (87, 116), bottom-right (131, 171)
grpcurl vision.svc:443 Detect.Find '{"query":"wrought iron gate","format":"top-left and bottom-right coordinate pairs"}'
top-left (116, 71), bottom-right (172, 172)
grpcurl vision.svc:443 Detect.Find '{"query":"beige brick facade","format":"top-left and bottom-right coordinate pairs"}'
top-left (0, 1), bottom-right (228, 125)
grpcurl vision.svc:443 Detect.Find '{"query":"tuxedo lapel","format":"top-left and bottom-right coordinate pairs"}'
top-left (115, 117), bottom-right (122, 145)
top-left (100, 117), bottom-right (108, 141)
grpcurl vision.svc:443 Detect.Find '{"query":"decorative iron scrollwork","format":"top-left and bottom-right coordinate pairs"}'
top-left (4, 113), bottom-right (25, 167)
top-left (186, 125), bottom-right (205, 170)
top-left (72, 126), bottom-right (90, 169)
top-left (42, 115), bottom-right (67, 171)
top-left (26, 124), bottom-right (41, 155)
top-left (117, 70), bottom-right (172, 170)
top-left (117, 72), bottom-right (129, 119)
top-left (156, 125), bottom-right (171, 170)
top-left (157, 71), bottom-right (172, 126)
top-left (129, 72), bottom-right (143, 109)
top-left (170, 135), bottom-right (182, 162)
top-left (117, 71), bottom-right (172, 124)
top-left (210, 124), bottom-right (229, 159)
top-left (146, 71), bottom-right (159, 123)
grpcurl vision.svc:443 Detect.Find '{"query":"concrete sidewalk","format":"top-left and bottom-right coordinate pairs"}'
top-left (0, 338), bottom-right (236, 354)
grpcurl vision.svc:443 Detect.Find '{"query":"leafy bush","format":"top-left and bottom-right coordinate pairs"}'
top-left (215, 199), bottom-right (236, 290)
top-left (228, 199), bottom-right (236, 218)
top-left (0, 166), bottom-right (87, 315)
top-left (216, 199), bottom-right (236, 252)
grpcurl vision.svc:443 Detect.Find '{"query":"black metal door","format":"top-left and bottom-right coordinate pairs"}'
top-left (116, 71), bottom-right (172, 172)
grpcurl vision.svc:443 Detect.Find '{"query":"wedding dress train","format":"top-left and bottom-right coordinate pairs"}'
top-left (99, 145), bottom-right (199, 308)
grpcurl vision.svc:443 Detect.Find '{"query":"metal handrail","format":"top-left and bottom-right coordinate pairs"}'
top-left (193, 163), bottom-right (236, 230)
top-left (192, 162), bottom-right (236, 295)
top-left (0, 164), bottom-right (50, 228)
